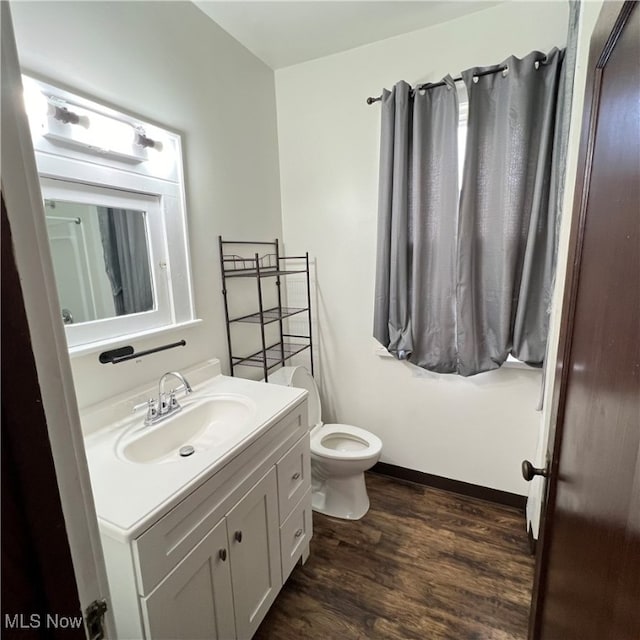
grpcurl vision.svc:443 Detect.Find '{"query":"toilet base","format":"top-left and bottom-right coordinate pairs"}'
top-left (311, 472), bottom-right (371, 520)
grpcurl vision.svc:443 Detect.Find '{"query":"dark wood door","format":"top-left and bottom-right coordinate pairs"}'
top-left (1, 195), bottom-right (84, 637)
top-left (529, 2), bottom-right (640, 638)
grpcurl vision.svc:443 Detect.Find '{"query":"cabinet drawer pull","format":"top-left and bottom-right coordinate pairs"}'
top-left (294, 528), bottom-right (303, 539)
top-left (292, 472), bottom-right (301, 480)
top-left (219, 548), bottom-right (227, 561)
top-left (234, 531), bottom-right (243, 543)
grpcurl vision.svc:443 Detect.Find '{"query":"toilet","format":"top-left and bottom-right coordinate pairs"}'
top-left (268, 366), bottom-right (382, 520)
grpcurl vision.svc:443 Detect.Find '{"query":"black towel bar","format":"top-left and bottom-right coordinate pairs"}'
top-left (99, 340), bottom-right (186, 364)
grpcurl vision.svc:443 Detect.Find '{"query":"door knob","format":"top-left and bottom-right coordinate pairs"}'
top-left (521, 459), bottom-right (549, 481)
top-left (234, 531), bottom-right (243, 543)
top-left (219, 548), bottom-right (227, 561)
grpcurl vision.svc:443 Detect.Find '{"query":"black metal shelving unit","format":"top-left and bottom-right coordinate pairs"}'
top-left (218, 236), bottom-right (314, 381)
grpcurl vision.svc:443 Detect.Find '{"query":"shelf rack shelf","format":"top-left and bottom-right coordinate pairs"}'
top-left (218, 236), bottom-right (314, 381)
top-left (230, 307), bottom-right (308, 325)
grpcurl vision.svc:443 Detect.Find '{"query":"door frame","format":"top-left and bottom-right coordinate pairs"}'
top-left (528, 2), bottom-right (638, 637)
top-left (1, 3), bottom-right (114, 635)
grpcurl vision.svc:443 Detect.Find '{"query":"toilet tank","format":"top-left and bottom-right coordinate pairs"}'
top-left (267, 366), bottom-right (321, 427)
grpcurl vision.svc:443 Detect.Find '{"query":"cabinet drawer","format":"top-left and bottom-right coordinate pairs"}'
top-left (276, 434), bottom-right (311, 523)
top-left (280, 490), bottom-right (312, 581)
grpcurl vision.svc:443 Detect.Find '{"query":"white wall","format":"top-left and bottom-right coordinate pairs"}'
top-left (11, 1), bottom-right (283, 410)
top-left (275, 1), bottom-right (569, 495)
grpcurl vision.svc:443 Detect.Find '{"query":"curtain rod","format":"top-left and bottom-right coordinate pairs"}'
top-left (366, 64), bottom-right (508, 105)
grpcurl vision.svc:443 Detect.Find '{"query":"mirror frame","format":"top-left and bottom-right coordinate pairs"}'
top-left (41, 178), bottom-right (171, 342)
top-left (23, 75), bottom-right (196, 352)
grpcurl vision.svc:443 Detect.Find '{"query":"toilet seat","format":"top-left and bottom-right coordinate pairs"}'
top-left (268, 366), bottom-right (382, 520)
top-left (269, 368), bottom-right (382, 460)
top-left (311, 424), bottom-right (382, 462)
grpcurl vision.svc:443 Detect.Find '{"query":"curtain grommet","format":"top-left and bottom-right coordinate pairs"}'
top-left (502, 67), bottom-right (509, 77)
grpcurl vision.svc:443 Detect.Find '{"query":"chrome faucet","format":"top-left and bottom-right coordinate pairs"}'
top-left (144, 371), bottom-right (193, 426)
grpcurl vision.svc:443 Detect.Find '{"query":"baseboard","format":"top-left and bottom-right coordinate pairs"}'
top-left (370, 462), bottom-right (527, 510)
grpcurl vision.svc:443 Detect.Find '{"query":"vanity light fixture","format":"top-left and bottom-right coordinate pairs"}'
top-left (43, 99), bottom-right (150, 164)
top-left (22, 77), bottom-right (151, 163)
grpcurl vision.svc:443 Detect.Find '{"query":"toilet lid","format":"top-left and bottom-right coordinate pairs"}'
top-left (268, 366), bottom-right (321, 425)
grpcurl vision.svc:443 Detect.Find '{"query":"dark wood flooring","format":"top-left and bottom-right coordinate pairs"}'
top-left (255, 472), bottom-right (535, 640)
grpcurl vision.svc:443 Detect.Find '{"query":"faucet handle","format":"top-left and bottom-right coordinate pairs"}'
top-left (169, 390), bottom-right (179, 410)
top-left (133, 399), bottom-right (151, 413)
top-left (146, 398), bottom-right (158, 423)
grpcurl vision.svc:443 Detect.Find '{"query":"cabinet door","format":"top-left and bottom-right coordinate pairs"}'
top-left (141, 518), bottom-right (235, 640)
top-left (227, 467), bottom-right (282, 639)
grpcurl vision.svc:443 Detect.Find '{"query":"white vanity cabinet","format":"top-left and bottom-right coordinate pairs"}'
top-left (100, 399), bottom-right (312, 640)
top-left (141, 468), bottom-right (281, 640)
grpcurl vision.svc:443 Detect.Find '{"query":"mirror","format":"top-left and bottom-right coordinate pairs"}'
top-left (44, 199), bottom-right (154, 325)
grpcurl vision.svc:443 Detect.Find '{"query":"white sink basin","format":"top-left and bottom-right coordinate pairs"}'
top-left (116, 394), bottom-right (256, 464)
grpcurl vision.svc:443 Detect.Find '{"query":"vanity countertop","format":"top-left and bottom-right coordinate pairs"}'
top-left (84, 374), bottom-right (306, 541)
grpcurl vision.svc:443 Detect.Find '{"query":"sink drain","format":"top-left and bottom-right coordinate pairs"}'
top-left (179, 445), bottom-right (195, 457)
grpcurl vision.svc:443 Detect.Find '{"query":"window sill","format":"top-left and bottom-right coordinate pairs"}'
top-left (374, 345), bottom-right (539, 371)
top-left (503, 355), bottom-right (539, 370)
top-left (68, 319), bottom-right (203, 360)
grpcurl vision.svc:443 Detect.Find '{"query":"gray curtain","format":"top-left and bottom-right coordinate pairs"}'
top-left (98, 207), bottom-right (153, 315)
top-left (373, 78), bottom-right (460, 371)
top-left (456, 48), bottom-right (565, 376)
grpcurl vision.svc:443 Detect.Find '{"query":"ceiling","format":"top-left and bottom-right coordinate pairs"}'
top-left (194, 1), bottom-right (504, 69)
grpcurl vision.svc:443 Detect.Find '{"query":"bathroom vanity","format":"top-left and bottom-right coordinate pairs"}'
top-left (83, 366), bottom-right (312, 639)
